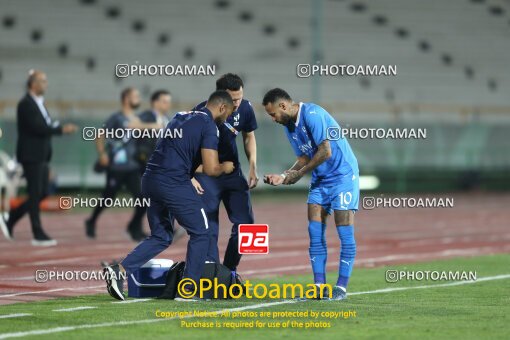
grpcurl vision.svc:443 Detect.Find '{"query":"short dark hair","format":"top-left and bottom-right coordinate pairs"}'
top-left (262, 88), bottom-right (292, 106)
top-left (150, 89), bottom-right (170, 103)
top-left (120, 87), bottom-right (136, 103)
top-left (216, 73), bottom-right (244, 91)
top-left (207, 90), bottom-right (234, 107)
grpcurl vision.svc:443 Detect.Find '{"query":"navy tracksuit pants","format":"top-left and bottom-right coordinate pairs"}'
top-left (121, 173), bottom-right (209, 284)
top-left (194, 170), bottom-right (254, 271)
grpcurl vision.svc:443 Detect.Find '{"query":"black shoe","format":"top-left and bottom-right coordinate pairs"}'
top-left (314, 284), bottom-right (331, 301)
top-left (104, 264), bottom-right (125, 301)
top-left (231, 272), bottom-right (246, 296)
top-left (85, 219), bottom-right (96, 239)
top-left (31, 230), bottom-right (57, 247)
top-left (0, 215), bottom-right (13, 241)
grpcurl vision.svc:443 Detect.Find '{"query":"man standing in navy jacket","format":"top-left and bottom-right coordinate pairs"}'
top-left (0, 70), bottom-right (77, 246)
top-left (191, 73), bottom-right (258, 273)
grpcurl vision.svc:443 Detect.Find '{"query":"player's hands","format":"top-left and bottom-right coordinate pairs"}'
top-left (263, 174), bottom-right (284, 186)
top-left (248, 166), bottom-right (259, 189)
top-left (99, 152), bottom-right (109, 167)
top-left (191, 177), bottom-right (204, 195)
top-left (283, 170), bottom-right (303, 185)
top-left (221, 161), bottom-right (235, 174)
top-left (62, 123), bottom-right (78, 134)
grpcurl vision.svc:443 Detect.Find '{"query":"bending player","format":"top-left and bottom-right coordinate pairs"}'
top-left (104, 91), bottom-right (235, 300)
top-left (262, 88), bottom-right (359, 301)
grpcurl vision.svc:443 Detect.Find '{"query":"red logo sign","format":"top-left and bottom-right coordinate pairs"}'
top-left (238, 224), bottom-right (269, 254)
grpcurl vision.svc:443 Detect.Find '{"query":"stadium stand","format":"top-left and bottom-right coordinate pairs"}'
top-left (0, 0), bottom-right (509, 189)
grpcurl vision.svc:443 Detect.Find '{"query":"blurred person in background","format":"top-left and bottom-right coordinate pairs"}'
top-left (84, 87), bottom-right (163, 241)
top-left (136, 90), bottom-right (172, 168)
top-left (0, 70), bottom-right (77, 246)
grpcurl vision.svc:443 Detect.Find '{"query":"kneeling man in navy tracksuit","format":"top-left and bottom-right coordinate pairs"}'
top-left (104, 90), bottom-right (235, 300)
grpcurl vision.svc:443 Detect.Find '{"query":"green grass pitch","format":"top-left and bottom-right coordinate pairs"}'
top-left (0, 254), bottom-right (508, 339)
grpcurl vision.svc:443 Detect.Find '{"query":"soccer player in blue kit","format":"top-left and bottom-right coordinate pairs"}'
top-left (262, 88), bottom-right (359, 301)
top-left (191, 74), bottom-right (258, 273)
top-left (104, 91), bottom-right (235, 301)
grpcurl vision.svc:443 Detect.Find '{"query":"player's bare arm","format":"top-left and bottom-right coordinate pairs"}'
top-left (284, 140), bottom-right (331, 185)
top-left (201, 148), bottom-right (234, 177)
top-left (287, 155), bottom-right (310, 172)
top-left (242, 130), bottom-right (259, 189)
top-left (191, 163), bottom-right (233, 194)
top-left (264, 155), bottom-right (309, 186)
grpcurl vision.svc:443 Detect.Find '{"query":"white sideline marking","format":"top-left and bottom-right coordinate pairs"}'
top-left (112, 299), bottom-right (151, 304)
top-left (0, 314), bottom-right (32, 319)
top-left (0, 274), bottom-right (508, 339)
top-left (53, 306), bottom-right (97, 312)
top-left (349, 274), bottom-right (510, 295)
top-left (0, 285), bottom-right (104, 299)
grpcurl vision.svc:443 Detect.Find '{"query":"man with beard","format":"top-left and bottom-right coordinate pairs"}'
top-left (85, 87), bottom-right (162, 241)
top-left (262, 88), bottom-right (359, 301)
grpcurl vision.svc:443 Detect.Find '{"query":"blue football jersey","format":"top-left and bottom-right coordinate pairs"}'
top-left (284, 102), bottom-right (359, 186)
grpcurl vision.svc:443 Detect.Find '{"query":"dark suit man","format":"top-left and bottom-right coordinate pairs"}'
top-left (0, 70), bottom-right (77, 246)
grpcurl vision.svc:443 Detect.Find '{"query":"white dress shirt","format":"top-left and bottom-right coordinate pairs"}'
top-left (154, 110), bottom-right (169, 127)
top-left (30, 94), bottom-right (51, 125)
